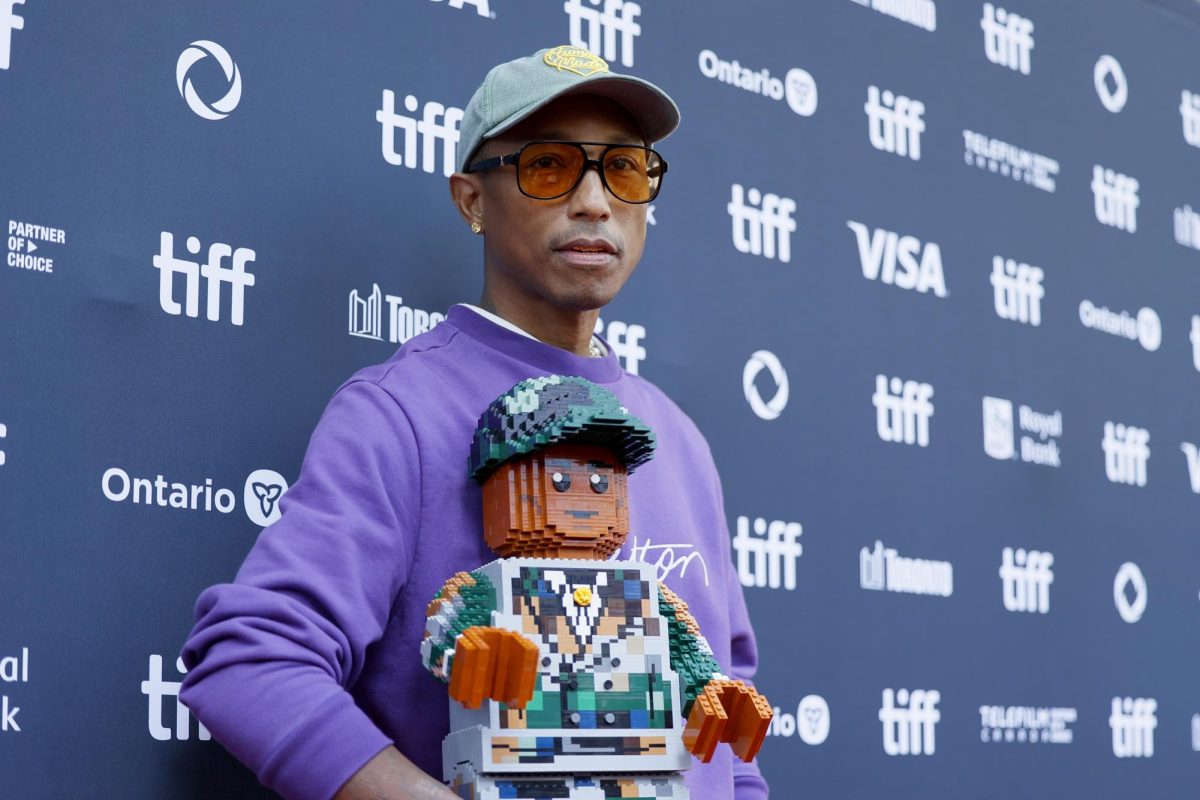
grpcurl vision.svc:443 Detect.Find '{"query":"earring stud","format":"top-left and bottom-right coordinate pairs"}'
top-left (470, 221), bottom-right (483, 235)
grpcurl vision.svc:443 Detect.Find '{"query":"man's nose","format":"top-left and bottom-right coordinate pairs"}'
top-left (567, 165), bottom-right (613, 221)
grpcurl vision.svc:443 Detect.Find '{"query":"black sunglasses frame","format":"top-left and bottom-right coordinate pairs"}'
top-left (465, 140), bottom-right (668, 204)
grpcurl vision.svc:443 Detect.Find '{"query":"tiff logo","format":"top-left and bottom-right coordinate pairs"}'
top-left (564, 0), bottom-right (641, 67)
top-left (1180, 441), bottom-right (1200, 493)
top-left (1103, 422), bottom-right (1150, 487)
top-left (1000, 547), bottom-right (1053, 614)
top-left (377, 91), bottom-right (464, 177)
top-left (991, 256), bottom-right (1044, 326)
top-left (1182, 90), bottom-right (1200, 148)
top-left (732, 516), bottom-right (803, 591)
top-left (348, 284), bottom-right (445, 345)
top-left (1192, 714), bottom-right (1200, 752)
top-left (153, 232), bottom-right (256, 326)
top-left (142, 654), bottom-right (211, 742)
top-left (728, 184), bottom-right (796, 263)
top-left (595, 318), bottom-right (646, 375)
top-left (873, 375), bottom-right (934, 447)
top-left (981, 4), bottom-right (1034, 74)
top-left (1192, 316), bottom-right (1200, 372)
top-left (1110, 697), bottom-right (1156, 758)
top-left (0, 0), bottom-right (23, 70)
top-left (847, 221), bottom-right (947, 297)
top-left (1092, 165), bottom-right (1139, 233)
top-left (865, 85), bottom-right (925, 161)
top-left (880, 688), bottom-right (940, 756)
top-left (1174, 205), bottom-right (1200, 252)
top-left (431, 0), bottom-right (491, 16)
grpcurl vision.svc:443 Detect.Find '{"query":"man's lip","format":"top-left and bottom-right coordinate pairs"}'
top-left (556, 238), bottom-right (618, 255)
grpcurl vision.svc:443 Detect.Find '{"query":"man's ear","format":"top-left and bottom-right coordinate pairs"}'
top-left (449, 172), bottom-right (485, 227)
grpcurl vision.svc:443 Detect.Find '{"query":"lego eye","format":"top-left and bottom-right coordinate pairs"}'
top-left (551, 471), bottom-right (571, 492)
top-left (589, 473), bottom-right (609, 493)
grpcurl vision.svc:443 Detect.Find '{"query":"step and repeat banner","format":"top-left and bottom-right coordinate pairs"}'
top-left (2, 0), bottom-right (1199, 797)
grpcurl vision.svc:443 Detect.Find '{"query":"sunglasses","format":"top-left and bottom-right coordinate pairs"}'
top-left (466, 140), bottom-right (667, 204)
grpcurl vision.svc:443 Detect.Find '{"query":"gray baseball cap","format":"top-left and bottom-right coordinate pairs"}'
top-left (457, 45), bottom-right (681, 172)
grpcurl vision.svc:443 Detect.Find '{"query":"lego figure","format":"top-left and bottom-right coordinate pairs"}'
top-left (422, 375), bottom-right (772, 800)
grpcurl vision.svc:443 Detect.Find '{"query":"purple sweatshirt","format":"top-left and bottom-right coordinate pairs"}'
top-left (180, 305), bottom-right (768, 800)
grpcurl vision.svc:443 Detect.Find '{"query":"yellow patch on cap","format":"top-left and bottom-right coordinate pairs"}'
top-left (544, 45), bottom-right (609, 78)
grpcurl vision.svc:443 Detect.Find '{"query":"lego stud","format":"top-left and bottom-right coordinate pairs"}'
top-left (573, 587), bottom-right (593, 607)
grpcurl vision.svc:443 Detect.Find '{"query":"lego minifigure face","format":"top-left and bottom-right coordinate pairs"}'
top-left (481, 443), bottom-right (629, 559)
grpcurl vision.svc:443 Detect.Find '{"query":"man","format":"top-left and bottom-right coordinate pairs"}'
top-left (180, 45), bottom-right (768, 800)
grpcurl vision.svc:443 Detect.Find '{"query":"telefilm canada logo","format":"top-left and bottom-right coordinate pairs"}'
top-left (962, 130), bottom-right (1058, 192)
top-left (176, 40), bottom-right (242, 120)
top-left (348, 284), bottom-right (446, 345)
top-left (768, 695), bottom-right (830, 745)
top-left (980, 704), bottom-right (1075, 744)
top-left (732, 516), bottom-right (803, 591)
top-left (697, 48), bottom-right (817, 117)
top-left (101, 466), bottom-right (289, 527)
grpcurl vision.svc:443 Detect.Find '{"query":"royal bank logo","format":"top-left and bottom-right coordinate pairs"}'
top-left (348, 284), bottom-right (446, 345)
top-left (7, 219), bottom-right (65, 275)
top-left (980, 705), bottom-right (1075, 744)
top-left (0, 0), bottom-right (25, 70)
top-left (991, 256), bottom-right (1043, 325)
top-left (594, 318), bottom-right (646, 375)
top-left (564, 0), bottom-right (640, 67)
top-left (1079, 300), bottom-right (1160, 352)
top-left (1110, 697), bottom-right (1156, 758)
top-left (962, 130), bottom-right (1058, 192)
top-left (873, 375), bottom-right (934, 447)
top-left (142, 655), bottom-right (210, 742)
top-left (1103, 422), bottom-right (1150, 488)
top-left (865, 85), bottom-right (924, 160)
top-left (697, 49), bottom-right (817, 117)
top-left (153, 232), bottom-right (257, 326)
top-left (981, 4), bottom-right (1034, 75)
top-left (860, 540), bottom-right (953, 598)
top-left (0, 646), bottom-right (27, 733)
top-left (769, 695), bottom-right (830, 745)
top-left (1000, 547), bottom-right (1053, 613)
top-left (1094, 55), bottom-right (1128, 113)
top-left (1092, 165), bottom-right (1139, 233)
top-left (176, 41), bottom-right (242, 120)
top-left (982, 396), bottom-right (1062, 467)
top-left (1174, 205), bottom-right (1200, 252)
top-left (848, 0), bottom-right (936, 32)
top-left (1182, 90), bottom-right (1200, 148)
top-left (1113, 562), bottom-right (1147, 623)
top-left (880, 688), bottom-right (940, 756)
top-left (733, 516), bottom-right (802, 591)
top-left (431, 0), bottom-right (492, 17)
top-left (377, 90), bottom-right (464, 177)
top-left (847, 221), bottom-right (947, 297)
top-left (244, 469), bottom-right (288, 527)
top-left (728, 184), bottom-right (797, 263)
top-left (743, 350), bottom-right (789, 421)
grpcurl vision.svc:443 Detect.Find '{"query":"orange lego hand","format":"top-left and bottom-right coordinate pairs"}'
top-left (447, 626), bottom-right (540, 710)
top-left (682, 679), bottom-right (774, 763)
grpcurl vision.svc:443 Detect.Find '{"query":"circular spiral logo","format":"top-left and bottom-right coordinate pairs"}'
top-left (176, 40), bottom-right (242, 120)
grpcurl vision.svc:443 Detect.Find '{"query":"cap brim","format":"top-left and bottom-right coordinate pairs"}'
top-left (483, 74), bottom-right (680, 147)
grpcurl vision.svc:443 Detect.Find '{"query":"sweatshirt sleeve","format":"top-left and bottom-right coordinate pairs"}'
top-left (715, 475), bottom-right (770, 800)
top-left (179, 379), bottom-right (420, 800)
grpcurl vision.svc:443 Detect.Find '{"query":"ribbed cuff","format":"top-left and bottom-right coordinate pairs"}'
top-left (258, 689), bottom-right (393, 800)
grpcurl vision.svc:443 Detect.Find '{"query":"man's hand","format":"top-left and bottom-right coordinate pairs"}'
top-left (448, 626), bottom-right (539, 709)
top-left (332, 746), bottom-right (457, 799)
top-left (682, 679), bottom-right (773, 763)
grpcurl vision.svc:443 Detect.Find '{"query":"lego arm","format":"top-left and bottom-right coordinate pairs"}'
top-left (421, 570), bottom-right (539, 709)
top-left (658, 582), bottom-right (772, 764)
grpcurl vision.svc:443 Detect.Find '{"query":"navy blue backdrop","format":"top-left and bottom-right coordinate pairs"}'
top-left (2, 1), bottom-right (1200, 797)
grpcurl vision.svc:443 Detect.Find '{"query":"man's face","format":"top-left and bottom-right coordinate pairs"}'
top-left (467, 94), bottom-right (649, 313)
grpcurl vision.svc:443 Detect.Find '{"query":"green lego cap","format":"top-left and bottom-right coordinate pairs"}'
top-left (468, 375), bottom-right (656, 484)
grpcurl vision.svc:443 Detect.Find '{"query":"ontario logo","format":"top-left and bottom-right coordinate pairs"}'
top-left (102, 466), bottom-right (288, 527)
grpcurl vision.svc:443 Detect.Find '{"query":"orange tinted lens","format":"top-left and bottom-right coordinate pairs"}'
top-left (603, 147), bottom-right (657, 202)
top-left (519, 143), bottom-right (585, 198)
